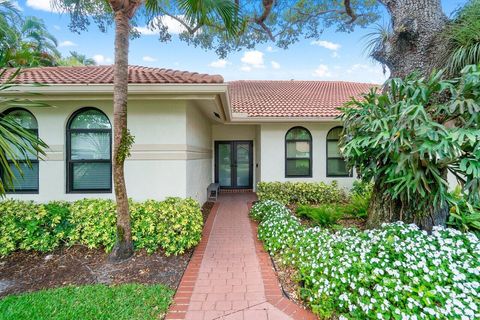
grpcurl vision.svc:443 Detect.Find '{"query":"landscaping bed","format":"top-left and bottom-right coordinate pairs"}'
top-left (251, 199), bottom-right (480, 319)
top-left (0, 200), bottom-right (214, 298)
top-left (0, 245), bottom-right (191, 298)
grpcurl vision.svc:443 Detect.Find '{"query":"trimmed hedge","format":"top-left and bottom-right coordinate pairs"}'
top-left (0, 197), bottom-right (203, 257)
top-left (256, 181), bottom-right (347, 205)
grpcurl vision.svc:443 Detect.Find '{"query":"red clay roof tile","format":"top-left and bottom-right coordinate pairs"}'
top-left (228, 80), bottom-right (375, 118)
top-left (1, 65), bottom-right (224, 84)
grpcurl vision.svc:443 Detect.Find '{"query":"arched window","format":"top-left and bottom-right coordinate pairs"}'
top-left (1, 108), bottom-right (39, 193)
top-left (285, 126), bottom-right (312, 177)
top-left (66, 108), bottom-right (112, 192)
top-left (326, 126), bottom-right (350, 177)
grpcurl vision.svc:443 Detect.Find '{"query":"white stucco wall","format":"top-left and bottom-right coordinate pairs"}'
top-left (0, 100), bottom-right (198, 202)
top-left (185, 103), bottom-right (213, 203)
top-left (259, 123), bottom-right (357, 189)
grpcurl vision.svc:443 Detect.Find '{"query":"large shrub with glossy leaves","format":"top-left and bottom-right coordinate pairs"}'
top-left (340, 65), bottom-right (480, 218)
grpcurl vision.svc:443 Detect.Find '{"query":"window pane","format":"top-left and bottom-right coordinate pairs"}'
top-left (4, 110), bottom-right (38, 129)
top-left (70, 110), bottom-right (111, 129)
top-left (286, 159), bottom-right (310, 176)
top-left (327, 159), bottom-right (350, 176)
top-left (71, 132), bottom-right (111, 160)
top-left (7, 162), bottom-right (38, 191)
top-left (287, 141), bottom-right (310, 158)
top-left (327, 127), bottom-right (343, 140)
top-left (72, 162), bottom-right (111, 190)
top-left (286, 128), bottom-right (310, 140)
top-left (218, 143), bottom-right (231, 187)
top-left (327, 141), bottom-right (341, 157)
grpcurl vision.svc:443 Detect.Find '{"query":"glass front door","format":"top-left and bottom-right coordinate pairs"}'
top-left (215, 141), bottom-right (253, 189)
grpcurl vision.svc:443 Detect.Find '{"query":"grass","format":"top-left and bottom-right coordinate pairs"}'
top-left (0, 283), bottom-right (174, 320)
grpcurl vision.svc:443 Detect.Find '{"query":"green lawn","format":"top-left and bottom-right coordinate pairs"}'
top-left (0, 284), bottom-right (174, 320)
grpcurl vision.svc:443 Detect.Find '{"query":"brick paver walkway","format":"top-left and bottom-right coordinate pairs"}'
top-left (166, 193), bottom-right (316, 320)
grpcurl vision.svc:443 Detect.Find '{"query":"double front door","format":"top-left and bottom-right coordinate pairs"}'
top-left (214, 141), bottom-right (253, 189)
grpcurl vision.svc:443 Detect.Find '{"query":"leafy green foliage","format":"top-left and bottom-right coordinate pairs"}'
top-left (341, 65), bottom-right (480, 219)
top-left (440, 0), bottom-right (480, 75)
top-left (297, 205), bottom-right (342, 227)
top-left (253, 200), bottom-right (480, 319)
top-left (448, 186), bottom-right (480, 234)
top-left (0, 283), bottom-right (174, 320)
top-left (0, 197), bottom-right (203, 257)
top-left (256, 181), bottom-right (347, 205)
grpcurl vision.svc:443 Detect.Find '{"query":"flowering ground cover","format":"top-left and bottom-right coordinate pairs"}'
top-left (251, 200), bottom-right (480, 320)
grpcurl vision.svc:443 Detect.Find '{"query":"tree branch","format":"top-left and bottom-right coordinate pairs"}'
top-left (344, 0), bottom-right (357, 23)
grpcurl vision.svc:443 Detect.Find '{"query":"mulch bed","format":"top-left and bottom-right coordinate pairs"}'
top-left (0, 201), bottom-right (215, 299)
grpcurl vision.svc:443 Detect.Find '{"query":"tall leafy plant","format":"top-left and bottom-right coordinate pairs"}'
top-left (340, 65), bottom-right (480, 230)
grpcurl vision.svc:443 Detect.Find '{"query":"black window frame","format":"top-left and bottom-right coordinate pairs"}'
top-left (285, 126), bottom-right (313, 178)
top-left (66, 107), bottom-right (112, 193)
top-left (1, 107), bottom-right (40, 194)
top-left (326, 126), bottom-right (352, 178)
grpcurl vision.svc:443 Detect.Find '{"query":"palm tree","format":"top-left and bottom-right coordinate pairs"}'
top-left (59, 51), bottom-right (97, 66)
top-left (52, 0), bottom-right (241, 261)
top-left (0, 0), bottom-right (21, 65)
top-left (0, 69), bottom-right (48, 195)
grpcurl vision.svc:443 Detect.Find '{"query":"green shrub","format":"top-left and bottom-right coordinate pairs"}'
top-left (68, 199), bottom-right (117, 251)
top-left (448, 187), bottom-right (480, 234)
top-left (256, 181), bottom-right (346, 205)
top-left (0, 200), bottom-right (71, 256)
top-left (0, 197), bottom-right (203, 257)
top-left (343, 194), bottom-right (370, 218)
top-left (144, 197), bottom-right (203, 256)
top-left (296, 205), bottom-right (342, 227)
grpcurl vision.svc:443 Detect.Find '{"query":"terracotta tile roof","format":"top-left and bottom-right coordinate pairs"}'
top-left (1, 65), bottom-right (224, 84)
top-left (228, 80), bottom-right (375, 118)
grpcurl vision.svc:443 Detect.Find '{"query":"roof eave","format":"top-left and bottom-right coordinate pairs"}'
top-left (228, 116), bottom-right (342, 123)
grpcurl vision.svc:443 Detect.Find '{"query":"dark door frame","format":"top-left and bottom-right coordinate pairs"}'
top-left (214, 140), bottom-right (253, 189)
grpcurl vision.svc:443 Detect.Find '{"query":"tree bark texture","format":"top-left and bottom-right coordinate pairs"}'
top-left (374, 0), bottom-right (448, 78)
top-left (366, 0), bottom-right (450, 231)
top-left (366, 180), bottom-right (449, 232)
top-left (109, 8), bottom-right (133, 262)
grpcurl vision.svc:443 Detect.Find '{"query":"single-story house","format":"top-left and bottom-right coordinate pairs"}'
top-left (0, 66), bottom-right (374, 203)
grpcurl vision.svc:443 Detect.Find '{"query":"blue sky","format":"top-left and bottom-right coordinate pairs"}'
top-left (18, 0), bottom-right (466, 84)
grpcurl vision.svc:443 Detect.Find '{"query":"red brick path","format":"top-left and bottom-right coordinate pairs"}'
top-left (166, 193), bottom-right (316, 320)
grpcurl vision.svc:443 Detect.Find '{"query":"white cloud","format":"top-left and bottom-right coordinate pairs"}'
top-left (266, 46), bottom-right (277, 52)
top-left (26, 0), bottom-right (61, 13)
top-left (93, 54), bottom-right (113, 65)
top-left (240, 66), bottom-right (252, 72)
top-left (142, 56), bottom-right (157, 62)
top-left (135, 16), bottom-right (187, 35)
top-left (53, 25), bottom-right (61, 30)
top-left (59, 40), bottom-right (77, 47)
top-left (311, 40), bottom-right (341, 51)
top-left (240, 50), bottom-right (265, 69)
top-left (331, 51), bottom-right (339, 58)
top-left (209, 59), bottom-right (229, 68)
top-left (271, 61), bottom-right (281, 69)
top-left (312, 64), bottom-right (332, 78)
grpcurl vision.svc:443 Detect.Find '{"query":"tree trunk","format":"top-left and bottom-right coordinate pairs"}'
top-left (374, 0), bottom-right (448, 78)
top-left (366, 180), bottom-right (449, 232)
top-left (365, 0), bottom-right (450, 231)
top-left (109, 9), bottom-right (133, 262)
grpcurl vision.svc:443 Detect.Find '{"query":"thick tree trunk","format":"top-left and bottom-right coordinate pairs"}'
top-left (366, 180), bottom-right (449, 232)
top-left (366, 0), bottom-right (450, 231)
top-left (374, 0), bottom-right (448, 78)
top-left (109, 9), bottom-right (133, 262)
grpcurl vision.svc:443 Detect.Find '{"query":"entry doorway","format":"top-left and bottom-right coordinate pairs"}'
top-left (214, 141), bottom-right (253, 189)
